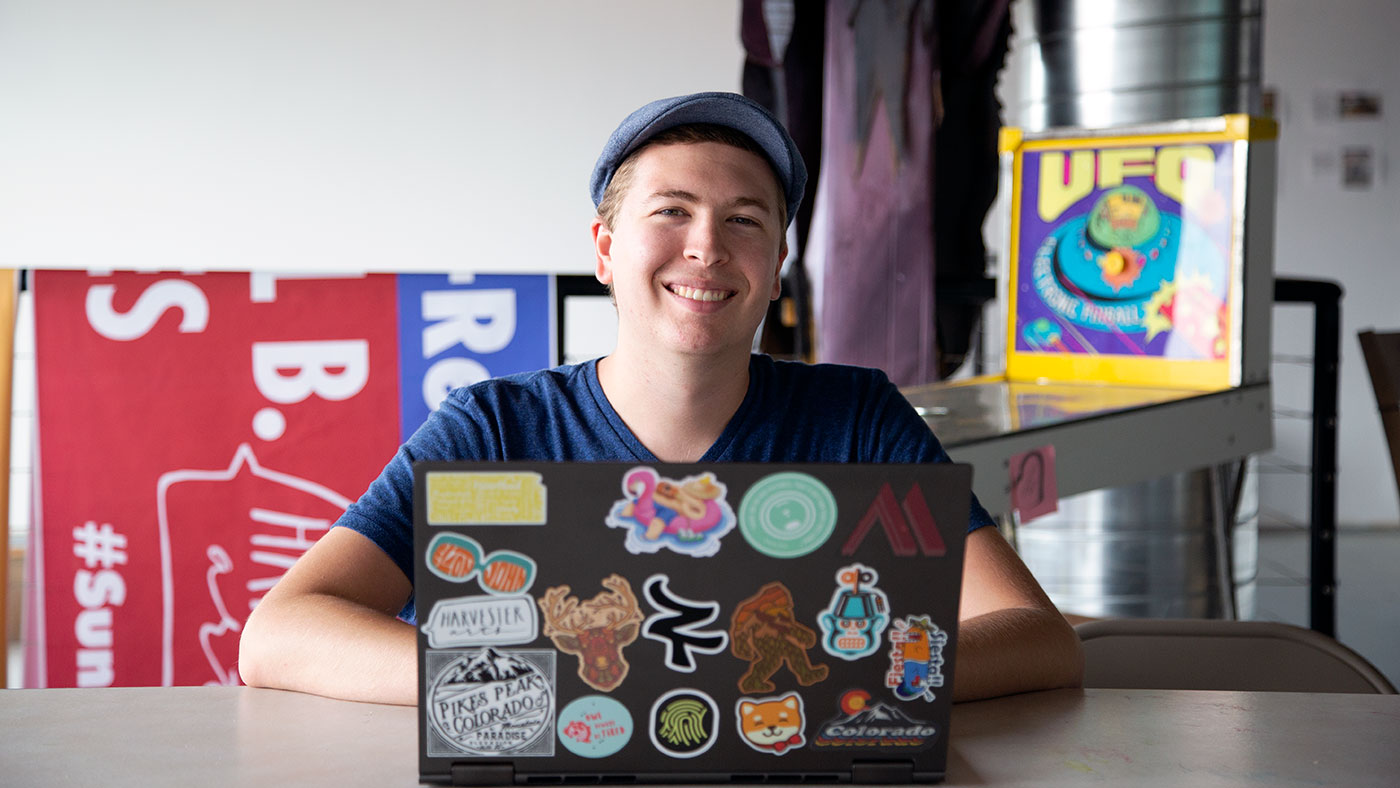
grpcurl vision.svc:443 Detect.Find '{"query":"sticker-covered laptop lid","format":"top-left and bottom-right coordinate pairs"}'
top-left (414, 462), bottom-right (972, 785)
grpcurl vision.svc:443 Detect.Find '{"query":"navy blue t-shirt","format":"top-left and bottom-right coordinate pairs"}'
top-left (336, 355), bottom-right (993, 621)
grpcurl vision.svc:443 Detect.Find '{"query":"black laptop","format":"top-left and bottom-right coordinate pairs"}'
top-left (413, 461), bottom-right (972, 785)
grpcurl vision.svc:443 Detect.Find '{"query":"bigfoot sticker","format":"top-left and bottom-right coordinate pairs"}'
top-left (606, 467), bottom-right (736, 557)
top-left (730, 582), bottom-right (829, 693)
top-left (538, 575), bottom-right (643, 692)
top-left (817, 564), bottom-right (890, 661)
top-left (425, 648), bottom-right (556, 757)
top-left (885, 617), bottom-right (948, 702)
top-left (735, 692), bottom-right (806, 755)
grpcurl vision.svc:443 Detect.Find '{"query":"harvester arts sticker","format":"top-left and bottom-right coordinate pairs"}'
top-left (640, 574), bottom-right (728, 673)
top-left (885, 617), bottom-right (948, 702)
top-left (737, 472), bottom-right (837, 558)
top-left (425, 532), bottom-right (536, 595)
top-left (730, 582), bottom-right (829, 693)
top-left (557, 695), bottom-right (633, 758)
top-left (421, 594), bottom-right (538, 648)
top-left (538, 574), bottom-right (643, 692)
top-left (426, 471), bottom-right (547, 525)
top-left (813, 689), bottom-right (936, 749)
top-left (735, 692), bottom-right (806, 755)
top-left (817, 564), bottom-right (890, 660)
top-left (605, 467), bottom-right (736, 557)
top-left (649, 689), bottom-right (719, 759)
top-left (425, 648), bottom-right (555, 757)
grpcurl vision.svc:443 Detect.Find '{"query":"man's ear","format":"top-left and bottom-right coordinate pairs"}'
top-left (769, 241), bottom-right (788, 301)
top-left (592, 218), bottom-right (614, 285)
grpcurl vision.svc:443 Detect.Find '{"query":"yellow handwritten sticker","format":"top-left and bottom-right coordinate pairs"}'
top-left (427, 472), bottom-right (548, 525)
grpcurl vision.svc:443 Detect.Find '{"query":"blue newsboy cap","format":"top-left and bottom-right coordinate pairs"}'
top-left (589, 91), bottom-right (807, 226)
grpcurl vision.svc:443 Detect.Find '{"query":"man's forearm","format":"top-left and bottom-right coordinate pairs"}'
top-left (952, 606), bottom-right (1084, 702)
top-left (239, 592), bottom-right (418, 705)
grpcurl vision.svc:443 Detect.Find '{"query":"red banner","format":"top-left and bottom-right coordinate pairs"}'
top-left (32, 272), bottom-right (402, 687)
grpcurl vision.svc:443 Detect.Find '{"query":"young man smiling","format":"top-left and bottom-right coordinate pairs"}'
top-left (239, 92), bottom-right (1083, 705)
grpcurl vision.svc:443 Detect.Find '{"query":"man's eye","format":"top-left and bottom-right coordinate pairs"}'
top-left (657, 208), bottom-right (685, 216)
top-left (730, 216), bottom-right (759, 226)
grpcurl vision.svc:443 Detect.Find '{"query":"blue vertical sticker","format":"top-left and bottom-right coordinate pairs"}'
top-left (396, 273), bottom-right (553, 441)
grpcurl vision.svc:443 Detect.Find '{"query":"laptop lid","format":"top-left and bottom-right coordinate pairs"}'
top-left (414, 461), bottom-right (972, 785)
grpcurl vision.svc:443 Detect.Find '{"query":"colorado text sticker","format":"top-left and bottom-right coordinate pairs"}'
top-left (737, 472), bottom-right (838, 558)
top-left (817, 564), bottom-right (890, 661)
top-left (426, 471), bottom-right (547, 525)
top-left (885, 617), bottom-right (948, 702)
top-left (426, 648), bottom-right (555, 757)
top-left (538, 574), bottom-right (643, 692)
top-left (422, 595), bottom-right (538, 648)
top-left (605, 467), bottom-right (736, 557)
top-left (730, 582), bottom-right (829, 693)
top-left (650, 689), bottom-right (719, 759)
top-left (735, 692), bottom-right (806, 755)
top-left (813, 689), bottom-right (937, 750)
top-left (557, 695), bottom-right (633, 759)
top-left (425, 532), bottom-right (536, 595)
top-left (641, 575), bottom-right (728, 673)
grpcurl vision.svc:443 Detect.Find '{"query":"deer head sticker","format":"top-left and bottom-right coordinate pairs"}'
top-left (538, 574), bottom-right (643, 692)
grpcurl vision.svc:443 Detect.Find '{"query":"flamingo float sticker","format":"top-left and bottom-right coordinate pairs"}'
top-left (605, 467), bottom-right (737, 557)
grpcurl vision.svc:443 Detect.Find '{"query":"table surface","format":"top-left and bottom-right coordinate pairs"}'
top-left (3, 687), bottom-right (1397, 787)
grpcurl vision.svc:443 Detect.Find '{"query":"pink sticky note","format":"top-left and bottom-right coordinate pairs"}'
top-left (1009, 445), bottom-right (1059, 524)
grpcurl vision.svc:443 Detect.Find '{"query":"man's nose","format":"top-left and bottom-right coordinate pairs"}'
top-left (684, 215), bottom-right (727, 266)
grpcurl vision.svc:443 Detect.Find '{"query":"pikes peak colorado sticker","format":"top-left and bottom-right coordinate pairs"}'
top-left (426, 648), bottom-right (555, 757)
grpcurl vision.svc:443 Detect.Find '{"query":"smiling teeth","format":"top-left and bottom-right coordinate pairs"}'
top-left (670, 285), bottom-right (731, 302)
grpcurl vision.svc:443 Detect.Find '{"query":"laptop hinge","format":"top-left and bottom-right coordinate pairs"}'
top-left (851, 759), bottom-right (916, 784)
top-left (450, 763), bottom-right (515, 786)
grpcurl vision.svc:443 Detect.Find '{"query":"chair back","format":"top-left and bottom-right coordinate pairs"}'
top-left (1076, 618), bottom-right (1397, 694)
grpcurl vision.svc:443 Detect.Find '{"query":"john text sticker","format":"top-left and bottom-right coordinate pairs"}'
top-left (427, 471), bottom-right (547, 525)
top-left (425, 532), bottom-right (536, 595)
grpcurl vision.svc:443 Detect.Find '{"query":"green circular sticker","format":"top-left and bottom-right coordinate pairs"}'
top-left (739, 472), bottom-right (838, 558)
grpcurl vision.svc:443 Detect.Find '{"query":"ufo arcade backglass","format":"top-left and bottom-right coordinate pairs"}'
top-left (1001, 116), bottom-right (1277, 389)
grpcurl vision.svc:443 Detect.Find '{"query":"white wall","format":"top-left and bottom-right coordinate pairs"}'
top-left (1263, 0), bottom-right (1400, 527)
top-left (0, 1), bottom-right (743, 273)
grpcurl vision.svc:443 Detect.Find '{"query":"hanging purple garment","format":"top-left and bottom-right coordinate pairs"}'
top-left (818, 0), bottom-right (939, 386)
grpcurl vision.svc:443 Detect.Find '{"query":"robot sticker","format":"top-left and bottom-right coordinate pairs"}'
top-left (605, 467), bottom-right (736, 557)
top-left (735, 692), bottom-right (807, 755)
top-left (537, 574), bottom-right (643, 692)
top-left (817, 564), bottom-right (890, 661)
top-left (640, 574), bottom-right (729, 673)
top-left (885, 616), bottom-right (948, 702)
top-left (729, 582), bottom-right (829, 693)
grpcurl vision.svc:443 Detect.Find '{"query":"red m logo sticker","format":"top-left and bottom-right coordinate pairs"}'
top-left (840, 483), bottom-right (946, 557)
